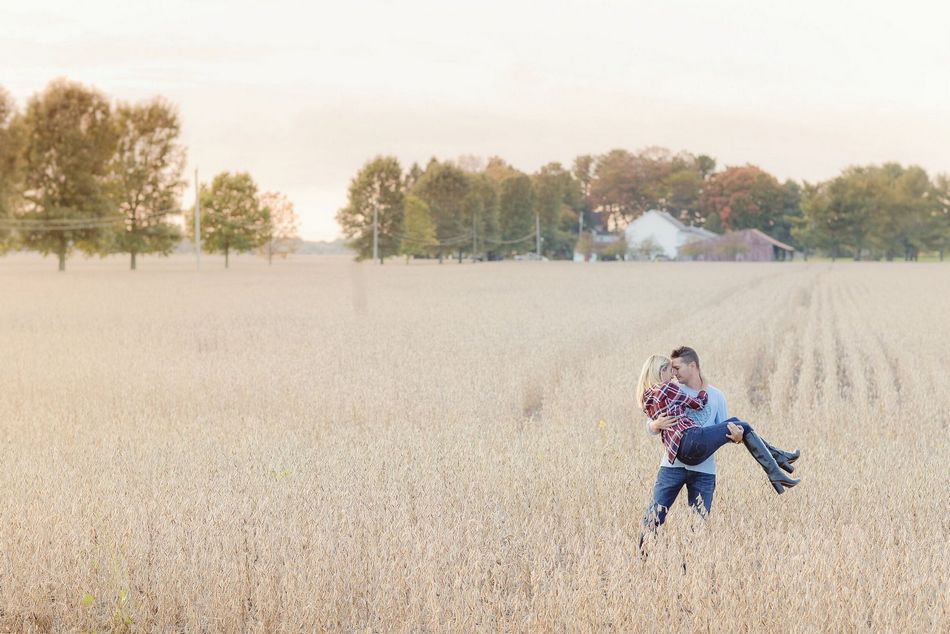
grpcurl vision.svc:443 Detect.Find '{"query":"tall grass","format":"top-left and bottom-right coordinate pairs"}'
top-left (0, 254), bottom-right (946, 632)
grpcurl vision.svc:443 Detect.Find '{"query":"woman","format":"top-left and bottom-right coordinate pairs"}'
top-left (637, 354), bottom-right (800, 494)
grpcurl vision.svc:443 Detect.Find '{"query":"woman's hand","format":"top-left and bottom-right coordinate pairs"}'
top-left (650, 415), bottom-right (678, 433)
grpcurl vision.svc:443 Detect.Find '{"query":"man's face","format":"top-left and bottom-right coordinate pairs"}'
top-left (671, 358), bottom-right (698, 383)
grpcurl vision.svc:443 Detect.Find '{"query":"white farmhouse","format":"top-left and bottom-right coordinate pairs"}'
top-left (624, 210), bottom-right (717, 260)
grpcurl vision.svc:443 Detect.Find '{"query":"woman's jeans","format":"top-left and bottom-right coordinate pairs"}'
top-left (676, 417), bottom-right (753, 466)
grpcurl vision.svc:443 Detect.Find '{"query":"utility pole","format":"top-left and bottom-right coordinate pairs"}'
top-left (372, 202), bottom-right (379, 264)
top-left (535, 211), bottom-right (541, 258)
top-left (578, 209), bottom-right (583, 235)
top-left (472, 211), bottom-right (476, 263)
top-left (194, 168), bottom-right (200, 271)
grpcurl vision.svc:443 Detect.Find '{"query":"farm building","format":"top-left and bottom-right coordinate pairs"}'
top-left (573, 231), bottom-right (626, 262)
top-left (623, 210), bottom-right (718, 260)
top-left (680, 228), bottom-right (796, 261)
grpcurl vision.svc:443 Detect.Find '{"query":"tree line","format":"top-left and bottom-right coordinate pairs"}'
top-left (0, 79), bottom-right (300, 271)
top-left (338, 149), bottom-right (950, 263)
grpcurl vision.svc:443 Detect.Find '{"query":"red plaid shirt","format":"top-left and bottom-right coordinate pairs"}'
top-left (642, 381), bottom-right (709, 464)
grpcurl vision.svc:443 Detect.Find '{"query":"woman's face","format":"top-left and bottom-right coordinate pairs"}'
top-left (659, 363), bottom-right (672, 383)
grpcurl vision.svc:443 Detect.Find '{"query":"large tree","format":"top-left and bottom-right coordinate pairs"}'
top-left (335, 156), bottom-right (404, 263)
top-left (15, 79), bottom-right (118, 271)
top-left (0, 87), bottom-right (20, 253)
top-left (498, 173), bottom-right (536, 252)
top-left (411, 160), bottom-right (470, 262)
top-left (533, 162), bottom-right (583, 259)
top-left (188, 172), bottom-right (269, 268)
top-left (699, 165), bottom-right (785, 234)
top-left (399, 194), bottom-right (437, 262)
top-left (796, 180), bottom-right (853, 260)
top-left (110, 97), bottom-right (186, 270)
top-left (258, 191), bottom-right (300, 264)
top-left (870, 163), bottom-right (933, 261)
top-left (590, 149), bottom-right (640, 228)
top-left (466, 173), bottom-right (500, 260)
top-left (932, 173), bottom-right (950, 261)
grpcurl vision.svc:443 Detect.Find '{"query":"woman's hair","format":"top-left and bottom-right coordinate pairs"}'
top-left (637, 354), bottom-right (671, 408)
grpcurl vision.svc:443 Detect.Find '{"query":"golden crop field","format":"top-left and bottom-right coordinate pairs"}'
top-left (0, 253), bottom-right (947, 633)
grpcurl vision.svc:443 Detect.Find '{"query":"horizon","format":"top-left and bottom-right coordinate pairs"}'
top-left (4, 1), bottom-right (949, 241)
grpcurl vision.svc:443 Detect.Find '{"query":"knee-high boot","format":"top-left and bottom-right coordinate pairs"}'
top-left (743, 430), bottom-right (801, 494)
top-left (763, 440), bottom-right (801, 474)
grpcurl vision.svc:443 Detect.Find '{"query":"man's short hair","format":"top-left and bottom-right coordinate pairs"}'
top-left (671, 346), bottom-right (700, 367)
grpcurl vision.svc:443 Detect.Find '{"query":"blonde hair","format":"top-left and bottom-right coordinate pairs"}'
top-left (637, 354), bottom-right (671, 408)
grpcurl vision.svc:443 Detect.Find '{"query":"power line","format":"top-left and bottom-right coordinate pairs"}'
top-left (479, 230), bottom-right (537, 245)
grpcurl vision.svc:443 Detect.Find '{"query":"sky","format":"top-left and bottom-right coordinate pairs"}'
top-left (3, 0), bottom-right (949, 240)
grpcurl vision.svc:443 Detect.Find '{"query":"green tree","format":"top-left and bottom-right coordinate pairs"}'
top-left (483, 156), bottom-right (519, 184)
top-left (870, 163), bottom-right (932, 261)
top-left (187, 172), bottom-right (269, 268)
top-left (15, 79), bottom-right (118, 271)
top-left (0, 87), bottom-right (21, 253)
top-left (109, 97), bottom-right (186, 270)
top-left (695, 154), bottom-right (717, 180)
top-left (931, 173), bottom-right (950, 261)
top-left (498, 173), bottom-right (535, 253)
top-left (797, 180), bottom-right (851, 260)
top-left (399, 194), bottom-right (437, 262)
top-left (403, 162), bottom-right (423, 191)
top-left (411, 160), bottom-right (469, 262)
top-left (660, 167), bottom-right (703, 222)
top-left (335, 156), bottom-right (404, 263)
top-left (467, 173), bottom-right (500, 260)
top-left (533, 162), bottom-right (583, 259)
top-left (775, 180), bottom-right (803, 248)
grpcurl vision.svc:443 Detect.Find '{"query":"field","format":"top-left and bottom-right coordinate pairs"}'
top-left (0, 253), bottom-right (947, 632)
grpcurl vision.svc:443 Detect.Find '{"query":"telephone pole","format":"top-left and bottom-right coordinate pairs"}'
top-left (535, 212), bottom-right (541, 258)
top-left (472, 211), bottom-right (477, 263)
top-left (372, 202), bottom-right (379, 264)
top-left (194, 168), bottom-right (200, 271)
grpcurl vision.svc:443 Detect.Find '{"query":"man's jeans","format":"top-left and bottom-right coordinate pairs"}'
top-left (639, 466), bottom-right (716, 550)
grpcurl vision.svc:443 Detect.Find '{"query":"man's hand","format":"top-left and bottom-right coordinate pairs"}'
top-left (650, 415), bottom-right (678, 434)
top-left (726, 422), bottom-right (744, 443)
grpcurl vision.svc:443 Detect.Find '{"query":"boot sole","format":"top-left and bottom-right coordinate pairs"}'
top-left (771, 479), bottom-right (800, 493)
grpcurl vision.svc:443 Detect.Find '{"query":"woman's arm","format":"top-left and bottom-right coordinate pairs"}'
top-left (660, 380), bottom-right (708, 411)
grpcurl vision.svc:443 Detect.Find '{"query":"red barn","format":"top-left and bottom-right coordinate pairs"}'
top-left (681, 229), bottom-right (795, 261)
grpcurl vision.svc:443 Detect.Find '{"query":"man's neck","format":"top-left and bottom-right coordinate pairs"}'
top-left (683, 377), bottom-right (703, 391)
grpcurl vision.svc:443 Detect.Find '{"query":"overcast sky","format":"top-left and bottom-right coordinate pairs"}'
top-left (3, 1), bottom-right (949, 240)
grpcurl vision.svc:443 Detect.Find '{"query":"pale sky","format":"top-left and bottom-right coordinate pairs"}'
top-left (3, 1), bottom-right (949, 240)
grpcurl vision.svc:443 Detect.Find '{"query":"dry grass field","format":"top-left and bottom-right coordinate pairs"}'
top-left (0, 253), bottom-right (947, 632)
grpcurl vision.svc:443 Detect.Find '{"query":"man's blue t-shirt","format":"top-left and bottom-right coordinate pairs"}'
top-left (650, 384), bottom-right (729, 475)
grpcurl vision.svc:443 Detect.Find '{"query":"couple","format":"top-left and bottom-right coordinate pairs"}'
top-left (637, 346), bottom-right (801, 543)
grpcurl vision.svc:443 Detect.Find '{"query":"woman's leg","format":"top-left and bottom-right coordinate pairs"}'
top-left (762, 439), bottom-right (801, 473)
top-left (676, 420), bottom-right (752, 466)
top-left (678, 420), bottom-right (801, 493)
top-left (739, 424), bottom-right (801, 493)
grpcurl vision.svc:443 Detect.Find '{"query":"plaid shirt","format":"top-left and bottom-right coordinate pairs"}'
top-left (642, 381), bottom-right (709, 463)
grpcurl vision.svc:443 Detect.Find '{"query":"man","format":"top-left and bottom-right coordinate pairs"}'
top-left (639, 346), bottom-right (743, 547)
